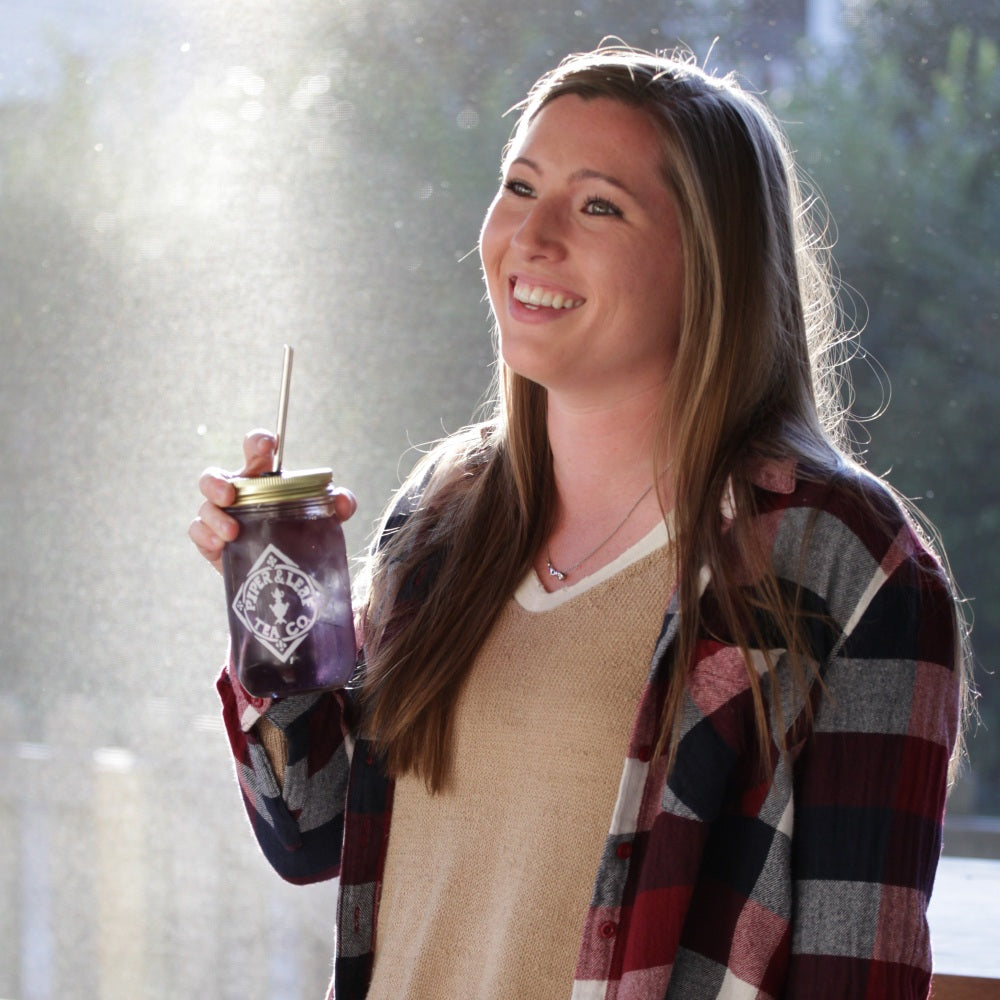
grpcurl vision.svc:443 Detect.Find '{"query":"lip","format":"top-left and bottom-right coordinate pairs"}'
top-left (506, 274), bottom-right (586, 320)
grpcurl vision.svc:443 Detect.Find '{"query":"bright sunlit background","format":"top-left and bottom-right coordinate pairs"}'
top-left (1, 0), bottom-right (997, 996)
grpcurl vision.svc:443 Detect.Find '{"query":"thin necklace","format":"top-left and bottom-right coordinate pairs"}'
top-left (545, 483), bottom-right (655, 582)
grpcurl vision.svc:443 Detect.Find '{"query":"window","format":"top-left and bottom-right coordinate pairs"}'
top-left (1, 0), bottom-right (996, 995)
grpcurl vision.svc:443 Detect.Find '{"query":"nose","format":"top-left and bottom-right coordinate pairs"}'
top-left (511, 198), bottom-right (566, 259)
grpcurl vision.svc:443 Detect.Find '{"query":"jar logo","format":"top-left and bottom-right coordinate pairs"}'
top-left (232, 544), bottom-right (323, 663)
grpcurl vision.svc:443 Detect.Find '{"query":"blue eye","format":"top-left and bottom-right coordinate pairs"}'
top-left (584, 196), bottom-right (623, 217)
top-left (503, 179), bottom-right (534, 197)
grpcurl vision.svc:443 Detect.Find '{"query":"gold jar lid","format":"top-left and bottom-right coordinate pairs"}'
top-left (226, 467), bottom-right (333, 508)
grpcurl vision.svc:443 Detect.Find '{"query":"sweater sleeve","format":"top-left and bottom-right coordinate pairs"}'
top-left (784, 517), bottom-right (961, 997)
top-left (214, 469), bottom-right (433, 888)
top-left (218, 665), bottom-right (356, 885)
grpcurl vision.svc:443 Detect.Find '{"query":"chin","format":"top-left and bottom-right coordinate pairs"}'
top-left (498, 340), bottom-right (552, 388)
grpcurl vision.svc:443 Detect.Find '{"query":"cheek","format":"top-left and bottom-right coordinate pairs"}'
top-left (478, 210), bottom-right (510, 308)
top-left (478, 195), bottom-right (504, 268)
top-left (625, 252), bottom-right (684, 360)
top-left (636, 240), bottom-right (684, 313)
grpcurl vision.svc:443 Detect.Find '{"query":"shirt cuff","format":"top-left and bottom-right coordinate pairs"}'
top-left (221, 663), bottom-right (274, 733)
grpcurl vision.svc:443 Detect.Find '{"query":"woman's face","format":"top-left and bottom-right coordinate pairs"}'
top-left (480, 94), bottom-right (685, 407)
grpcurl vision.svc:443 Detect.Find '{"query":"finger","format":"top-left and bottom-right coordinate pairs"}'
top-left (332, 487), bottom-right (357, 523)
top-left (188, 513), bottom-right (230, 572)
top-left (196, 496), bottom-right (240, 543)
top-left (198, 467), bottom-right (237, 507)
top-left (240, 429), bottom-right (276, 476)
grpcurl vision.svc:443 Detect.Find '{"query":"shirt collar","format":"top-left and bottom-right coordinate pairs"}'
top-left (748, 457), bottom-right (797, 495)
top-left (722, 458), bottom-right (797, 520)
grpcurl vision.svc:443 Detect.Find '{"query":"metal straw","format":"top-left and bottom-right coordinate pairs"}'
top-left (273, 344), bottom-right (294, 475)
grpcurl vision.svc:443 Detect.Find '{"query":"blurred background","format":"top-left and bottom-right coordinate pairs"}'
top-left (0, 0), bottom-right (996, 996)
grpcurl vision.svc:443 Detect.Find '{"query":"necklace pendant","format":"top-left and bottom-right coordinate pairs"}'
top-left (543, 482), bottom-right (654, 587)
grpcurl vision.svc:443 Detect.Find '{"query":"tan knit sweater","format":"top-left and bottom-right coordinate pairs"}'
top-left (367, 526), bottom-right (674, 1000)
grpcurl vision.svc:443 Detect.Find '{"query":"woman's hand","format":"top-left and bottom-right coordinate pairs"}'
top-left (188, 429), bottom-right (357, 574)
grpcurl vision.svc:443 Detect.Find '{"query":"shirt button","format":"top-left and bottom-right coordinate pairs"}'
top-left (636, 744), bottom-right (652, 763)
top-left (615, 842), bottom-right (632, 860)
top-left (599, 920), bottom-right (617, 939)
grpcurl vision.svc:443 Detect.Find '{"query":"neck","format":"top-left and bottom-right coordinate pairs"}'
top-left (538, 382), bottom-right (672, 587)
top-left (546, 382), bottom-right (667, 517)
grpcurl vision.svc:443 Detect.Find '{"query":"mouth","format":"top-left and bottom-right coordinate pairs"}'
top-left (511, 277), bottom-right (585, 311)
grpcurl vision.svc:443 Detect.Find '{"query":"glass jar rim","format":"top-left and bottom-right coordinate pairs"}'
top-left (226, 467), bottom-right (333, 507)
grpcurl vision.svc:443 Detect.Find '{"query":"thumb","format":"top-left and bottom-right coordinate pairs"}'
top-left (239, 429), bottom-right (277, 477)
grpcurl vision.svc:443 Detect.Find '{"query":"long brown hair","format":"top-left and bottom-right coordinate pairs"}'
top-left (357, 46), bottom-right (964, 791)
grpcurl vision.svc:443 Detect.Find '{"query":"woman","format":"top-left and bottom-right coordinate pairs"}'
top-left (190, 46), bottom-right (968, 999)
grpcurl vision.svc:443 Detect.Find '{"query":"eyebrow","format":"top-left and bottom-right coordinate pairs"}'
top-left (508, 156), bottom-right (639, 201)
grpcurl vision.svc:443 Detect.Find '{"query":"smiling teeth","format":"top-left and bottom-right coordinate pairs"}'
top-left (513, 281), bottom-right (584, 310)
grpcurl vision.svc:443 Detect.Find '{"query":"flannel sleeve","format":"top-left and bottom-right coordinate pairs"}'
top-left (218, 665), bottom-right (355, 885)
top-left (785, 523), bottom-right (961, 998)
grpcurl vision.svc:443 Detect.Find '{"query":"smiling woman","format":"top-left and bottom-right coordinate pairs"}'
top-left (480, 95), bottom-right (685, 410)
top-left (2, 0), bottom-right (992, 992)
top-left (191, 43), bottom-right (971, 1000)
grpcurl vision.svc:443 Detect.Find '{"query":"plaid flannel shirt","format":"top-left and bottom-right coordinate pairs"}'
top-left (218, 461), bottom-right (961, 999)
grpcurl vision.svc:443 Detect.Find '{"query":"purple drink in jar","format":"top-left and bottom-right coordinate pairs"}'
top-left (222, 468), bottom-right (356, 698)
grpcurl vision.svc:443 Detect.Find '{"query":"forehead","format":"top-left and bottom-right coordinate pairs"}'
top-left (507, 94), bottom-right (668, 175)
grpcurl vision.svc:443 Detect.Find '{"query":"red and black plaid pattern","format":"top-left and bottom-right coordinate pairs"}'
top-left (218, 461), bottom-right (960, 1000)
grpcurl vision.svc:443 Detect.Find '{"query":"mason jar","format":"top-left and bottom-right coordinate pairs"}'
top-left (221, 468), bottom-right (356, 698)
